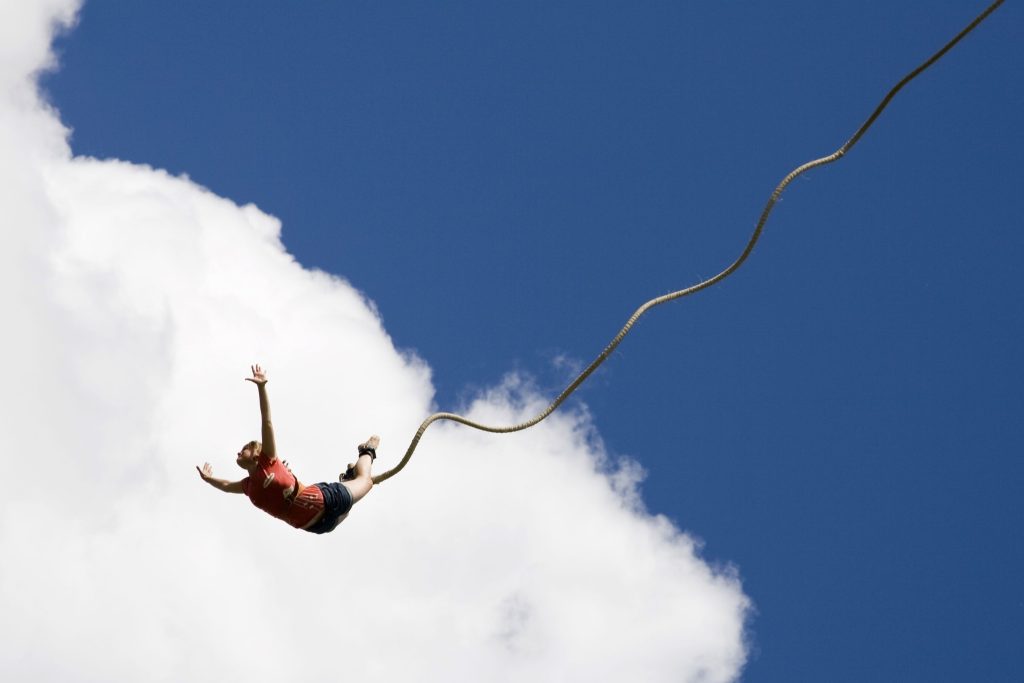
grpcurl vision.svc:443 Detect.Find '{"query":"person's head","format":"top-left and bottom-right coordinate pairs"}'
top-left (236, 440), bottom-right (262, 470)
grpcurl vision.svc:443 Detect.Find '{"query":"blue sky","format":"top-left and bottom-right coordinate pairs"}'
top-left (43, 1), bottom-right (1021, 680)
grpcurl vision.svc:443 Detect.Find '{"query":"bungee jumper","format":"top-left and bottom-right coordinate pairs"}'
top-left (197, 364), bottom-right (378, 534)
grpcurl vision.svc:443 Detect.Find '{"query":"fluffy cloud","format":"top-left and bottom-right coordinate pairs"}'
top-left (0, 2), bottom-right (750, 681)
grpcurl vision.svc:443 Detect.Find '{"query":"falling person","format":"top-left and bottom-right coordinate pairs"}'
top-left (197, 364), bottom-right (377, 534)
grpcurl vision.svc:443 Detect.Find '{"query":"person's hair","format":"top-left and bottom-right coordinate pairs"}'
top-left (244, 440), bottom-right (262, 456)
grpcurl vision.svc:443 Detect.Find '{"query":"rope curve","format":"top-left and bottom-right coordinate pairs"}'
top-left (373, 0), bottom-right (1005, 485)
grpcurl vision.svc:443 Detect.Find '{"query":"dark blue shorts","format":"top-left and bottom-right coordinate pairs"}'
top-left (304, 482), bottom-right (354, 534)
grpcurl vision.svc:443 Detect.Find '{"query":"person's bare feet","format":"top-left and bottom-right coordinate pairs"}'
top-left (341, 435), bottom-right (380, 481)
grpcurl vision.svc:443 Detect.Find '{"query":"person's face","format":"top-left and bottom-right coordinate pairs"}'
top-left (236, 445), bottom-right (259, 470)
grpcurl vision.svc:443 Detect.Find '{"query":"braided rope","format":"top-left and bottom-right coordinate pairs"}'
top-left (373, 0), bottom-right (1005, 485)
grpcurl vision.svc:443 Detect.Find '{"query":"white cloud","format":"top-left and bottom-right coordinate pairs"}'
top-left (0, 2), bottom-right (750, 681)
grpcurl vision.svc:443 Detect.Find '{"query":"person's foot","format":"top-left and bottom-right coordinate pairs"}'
top-left (341, 436), bottom-right (380, 481)
top-left (358, 435), bottom-right (380, 460)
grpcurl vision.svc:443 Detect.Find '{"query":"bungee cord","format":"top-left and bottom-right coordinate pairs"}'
top-left (373, 0), bottom-right (1006, 485)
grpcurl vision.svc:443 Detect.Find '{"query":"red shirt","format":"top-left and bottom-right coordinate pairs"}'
top-left (241, 453), bottom-right (324, 528)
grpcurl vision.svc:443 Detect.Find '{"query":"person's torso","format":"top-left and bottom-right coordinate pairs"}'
top-left (243, 455), bottom-right (324, 528)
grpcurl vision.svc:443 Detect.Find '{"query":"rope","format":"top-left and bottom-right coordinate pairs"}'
top-left (372, 0), bottom-right (1005, 485)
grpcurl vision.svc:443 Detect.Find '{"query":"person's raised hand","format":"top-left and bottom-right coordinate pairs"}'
top-left (245, 364), bottom-right (268, 386)
top-left (196, 462), bottom-right (214, 480)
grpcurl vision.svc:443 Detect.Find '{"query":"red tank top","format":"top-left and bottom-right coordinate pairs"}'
top-left (241, 453), bottom-right (324, 528)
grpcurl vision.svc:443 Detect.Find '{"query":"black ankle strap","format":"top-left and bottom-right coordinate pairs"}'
top-left (358, 446), bottom-right (377, 460)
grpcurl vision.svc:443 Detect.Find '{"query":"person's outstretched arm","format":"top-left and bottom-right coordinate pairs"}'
top-left (246, 364), bottom-right (277, 461)
top-left (196, 463), bottom-right (245, 493)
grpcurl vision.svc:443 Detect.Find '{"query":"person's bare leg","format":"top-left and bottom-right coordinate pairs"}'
top-left (340, 435), bottom-right (378, 504)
